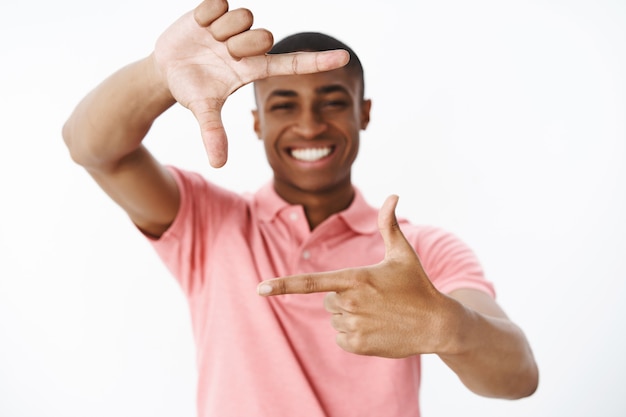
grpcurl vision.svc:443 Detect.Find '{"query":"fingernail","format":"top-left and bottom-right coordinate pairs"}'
top-left (257, 284), bottom-right (273, 295)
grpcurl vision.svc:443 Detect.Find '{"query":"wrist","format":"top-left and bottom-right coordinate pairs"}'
top-left (434, 295), bottom-right (477, 357)
top-left (143, 53), bottom-right (176, 106)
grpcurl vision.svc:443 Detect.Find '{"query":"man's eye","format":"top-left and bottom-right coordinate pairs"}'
top-left (323, 100), bottom-right (348, 109)
top-left (270, 103), bottom-right (295, 111)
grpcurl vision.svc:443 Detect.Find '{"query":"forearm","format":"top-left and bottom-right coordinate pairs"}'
top-left (437, 298), bottom-right (538, 399)
top-left (62, 54), bottom-right (175, 170)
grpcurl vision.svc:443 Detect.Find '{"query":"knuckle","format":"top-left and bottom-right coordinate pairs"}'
top-left (344, 315), bottom-right (359, 332)
top-left (333, 317), bottom-right (370, 354)
top-left (323, 292), bottom-right (337, 312)
top-left (346, 268), bottom-right (369, 290)
top-left (277, 279), bottom-right (288, 295)
top-left (291, 55), bottom-right (299, 74)
top-left (345, 332), bottom-right (369, 354)
top-left (342, 296), bottom-right (359, 312)
top-left (303, 276), bottom-right (317, 293)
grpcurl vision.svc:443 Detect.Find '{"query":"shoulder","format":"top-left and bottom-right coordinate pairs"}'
top-left (167, 165), bottom-right (247, 205)
top-left (401, 222), bottom-right (493, 295)
top-left (400, 223), bottom-right (478, 264)
top-left (162, 166), bottom-right (256, 240)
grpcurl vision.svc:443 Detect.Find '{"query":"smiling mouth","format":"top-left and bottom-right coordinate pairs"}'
top-left (289, 146), bottom-right (334, 162)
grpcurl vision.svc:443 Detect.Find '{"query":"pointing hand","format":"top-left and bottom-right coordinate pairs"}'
top-left (257, 195), bottom-right (456, 358)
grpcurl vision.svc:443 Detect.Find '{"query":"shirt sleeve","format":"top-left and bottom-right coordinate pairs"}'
top-left (145, 166), bottom-right (243, 296)
top-left (410, 225), bottom-right (496, 298)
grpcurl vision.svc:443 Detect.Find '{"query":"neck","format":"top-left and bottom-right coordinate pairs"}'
top-left (273, 181), bottom-right (355, 230)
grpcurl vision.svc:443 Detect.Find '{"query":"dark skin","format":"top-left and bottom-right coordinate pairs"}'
top-left (253, 68), bottom-right (371, 228)
top-left (63, 0), bottom-right (538, 400)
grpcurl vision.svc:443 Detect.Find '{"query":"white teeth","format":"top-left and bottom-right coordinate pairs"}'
top-left (291, 147), bottom-right (332, 162)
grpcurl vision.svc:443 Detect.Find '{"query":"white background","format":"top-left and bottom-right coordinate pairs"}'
top-left (1, 0), bottom-right (625, 416)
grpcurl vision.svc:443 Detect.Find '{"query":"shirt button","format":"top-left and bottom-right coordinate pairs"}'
top-left (289, 212), bottom-right (298, 221)
top-left (302, 250), bottom-right (311, 260)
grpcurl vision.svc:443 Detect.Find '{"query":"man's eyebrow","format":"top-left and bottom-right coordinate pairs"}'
top-left (316, 84), bottom-right (350, 95)
top-left (268, 89), bottom-right (297, 98)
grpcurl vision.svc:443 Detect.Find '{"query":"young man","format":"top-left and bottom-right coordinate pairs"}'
top-left (63, 0), bottom-right (538, 416)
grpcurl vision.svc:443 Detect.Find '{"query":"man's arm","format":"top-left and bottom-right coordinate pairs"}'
top-left (257, 195), bottom-right (539, 399)
top-left (441, 288), bottom-right (538, 398)
top-left (63, 56), bottom-right (179, 237)
top-left (62, 0), bottom-right (349, 237)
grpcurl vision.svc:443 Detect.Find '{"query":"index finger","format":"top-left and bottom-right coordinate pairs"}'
top-left (239, 50), bottom-right (349, 85)
top-left (257, 270), bottom-right (352, 296)
top-left (265, 50), bottom-right (350, 76)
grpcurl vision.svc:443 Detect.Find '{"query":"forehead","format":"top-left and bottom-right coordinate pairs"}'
top-left (254, 67), bottom-right (361, 102)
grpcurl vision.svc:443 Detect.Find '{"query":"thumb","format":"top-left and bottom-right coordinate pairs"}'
top-left (378, 194), bottom-right (411, 259)
top-left (189, 100), bottom-right (228, 168)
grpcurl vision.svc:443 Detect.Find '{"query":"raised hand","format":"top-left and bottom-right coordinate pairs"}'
top-left (153, 0), bottom-right (349, 167)
top-left (257, 195), bottom-right (460, 358)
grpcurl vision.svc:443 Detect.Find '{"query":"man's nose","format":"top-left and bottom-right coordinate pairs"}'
top-left (291, 110), bottom-right (327, 139)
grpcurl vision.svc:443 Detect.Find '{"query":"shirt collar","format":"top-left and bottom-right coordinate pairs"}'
top-left (254, 183), bottom-right (379, 235)
top-left (254, 182), bottom-right (292, 224)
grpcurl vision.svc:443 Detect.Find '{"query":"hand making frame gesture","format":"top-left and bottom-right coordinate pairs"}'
top-left (153, 0), bottom-right (349, 167)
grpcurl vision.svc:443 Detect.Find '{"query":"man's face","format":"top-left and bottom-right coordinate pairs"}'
top-left (253, 67), bottom-right (371, 202)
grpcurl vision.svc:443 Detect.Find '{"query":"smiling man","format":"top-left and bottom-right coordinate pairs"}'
top-left (252, 34), bottom-right (370, 229)
top-left (62, 1), bottom-right (538, 416)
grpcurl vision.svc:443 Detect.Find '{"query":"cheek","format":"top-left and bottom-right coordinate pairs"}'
top-left (261, 133), bottom-right (283, 163)
top-left (333, 118), bottom-right (362, 142)
top-left (261, 137), bottom-right (274, 155)
top-left (260, 128), bottom-right (280, 148)
top-left (258, 116), bottom-right (291, 139)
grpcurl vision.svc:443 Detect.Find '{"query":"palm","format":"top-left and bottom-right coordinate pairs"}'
top-left (154, 12), bottom-right (247, 165)
top-left (156, 14), bottom-right (243, 106)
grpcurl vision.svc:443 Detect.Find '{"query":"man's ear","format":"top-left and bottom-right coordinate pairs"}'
top-left (360, 99), bottom-right (372, 130)
top-left (252, 109), bottom-right (262, 139)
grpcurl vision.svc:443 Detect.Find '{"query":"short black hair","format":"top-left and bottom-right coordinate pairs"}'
top-left (262, 32), bottom-right (365, 98)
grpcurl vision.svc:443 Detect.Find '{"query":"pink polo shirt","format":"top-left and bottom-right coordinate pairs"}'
top-left (150, 166), bottom-right (494, 417)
